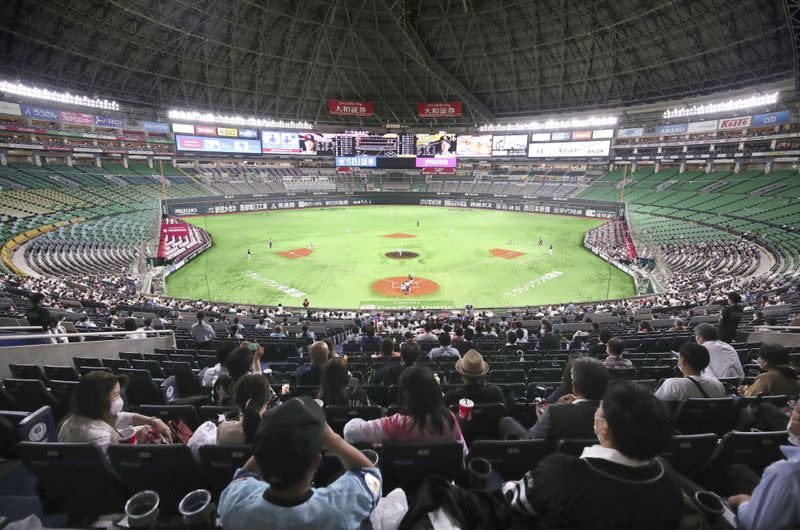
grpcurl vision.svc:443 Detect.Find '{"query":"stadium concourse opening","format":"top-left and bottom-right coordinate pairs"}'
top-left (371, 276), bottom-right (440, 297)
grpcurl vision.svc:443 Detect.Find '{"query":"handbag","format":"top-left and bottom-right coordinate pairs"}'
top-left (168, 419), bottom-right (195, 444)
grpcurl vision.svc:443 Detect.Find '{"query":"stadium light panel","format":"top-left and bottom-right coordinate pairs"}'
top-left (477, 116), bottom-right (618, 132)
top-left (0, 80), bottom-right (120, 111)
top-left (167, 109), bottom-right (312, 130)
top-left (662, 92), bottom-right (779, 119)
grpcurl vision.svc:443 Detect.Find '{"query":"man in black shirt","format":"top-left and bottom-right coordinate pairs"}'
top-left (719, 291), bottom-right (743, 343)
top-left (371, 342), bottom-right (419, 386)
top-left (536, 321), bottom-right (561, 351)
top-left (454, 327), bottom-right (477, 355)
top-left (25, 293), bottom-right (50, 329)
top-left (443, 349), bottom-right (505, 406)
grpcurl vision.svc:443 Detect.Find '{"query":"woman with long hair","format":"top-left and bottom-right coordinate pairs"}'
top-left (218, 372), bottom-right (275, 445)
top-left (343, 366), bottom-right (466, 455)
top-left (58, 371), bottom-right (172, 450)
top-left (317, 357), bottom-right (368, 407)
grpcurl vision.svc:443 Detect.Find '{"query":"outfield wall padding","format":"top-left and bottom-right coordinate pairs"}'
top-left (162, 191), bottom-right (622, 220)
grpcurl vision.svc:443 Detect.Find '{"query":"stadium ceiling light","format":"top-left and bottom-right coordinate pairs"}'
top-left (662, 92), bottom-right (779, 119)
top-left (477, 116), bottom-right (618, 133)
top-left (0, 80), bottom-right (120, 111)
top-left (167, 109), bottom-right (313, 130)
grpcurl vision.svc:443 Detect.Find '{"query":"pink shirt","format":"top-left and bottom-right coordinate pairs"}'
top-left (344, 412), bottom-right (468, 456)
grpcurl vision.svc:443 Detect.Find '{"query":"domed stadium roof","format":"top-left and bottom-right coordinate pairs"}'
top-left (0, 0), bottom-right (795, 124)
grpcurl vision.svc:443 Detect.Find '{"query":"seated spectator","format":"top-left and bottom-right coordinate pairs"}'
top-left (429, 332), bottom-right (460, 360)
top-left (229, 324), bottom-right (244, 340)
top-left (299, 324), bottom-right (316, 342)
top-left (202, 342), bottom-right (237, 387)
top-left (545, 357), bottom-right (577, 403)
top-left (218, 397), bottom-right (381, 529)
top-left (344, 366), bottom-right (467, 455)
top-left (454, 327), bottom-right (477, 355)
top-left (45, 316), bottom-right (68, 344)
top-left (603, 338), bottom-right (632, 368)
top-left (451, 326), bottom-right (465, 344)
top-left (317, 357), bottom-right (368, 407)
top-left (191, 311), bottom-right (216, 348)
top-left (536, 321), bottom-right (561, 351)
top-left (514, 321), bottom-right (528, 341)
top-left (414, 323), bottom-right (438, 343)
top-left (738, 344), bottom-right (800, 397)
top-left (655, 343), bottom-right (725, 400)
top-left (443, 349), bottom-right (505, 407)
top-left (638, 321), bottom-right (652, 333)
top-left (359, 326), bottom-right (382, 349)
top-left (58, 371), bottom-right (172, 450)
top-left (589, 328), bottom-right (612, 358)
top-left (218, 373), bottom-right (275, 445)
top-left (371, 338), bottom-right (399, 360)
top-left (371, 341), bottom-right (418, 386)
top-left (254, 318), bottom-right (268, 331)
top-left (668, 318), bottom-right (684, 332)
top-left (501, 381), bottom-right (681, 529)
top-left (226, 342), bottom-right (264, 382)
top-left (269, 325), bottom-right (286, 338)
top-left (727, 399), bottom-right (800, 529)
top-left (499, 357), bottom-right (609, 441)
top-left (344, 326), bottom-right (360, 343)
top-left (696, 323), bottom-right (744, 379)
top-left (755, 317), bottom-right (781, 334)
top-left (502, 331), bottom-right (521, 353)
top-left (515, 327), bottom-right (528, 344)
top-left (295, 341), bottom-right (330, 386)
top-left (25, 292), bottom-right (50, 329)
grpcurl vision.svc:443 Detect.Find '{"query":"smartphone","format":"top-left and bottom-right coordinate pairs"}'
top-left (248, 342), bottom-right (258, 351)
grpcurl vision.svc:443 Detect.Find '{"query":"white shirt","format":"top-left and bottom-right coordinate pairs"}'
top-left (655, 376), bottom-right (726, 401)
top-left (701, 340), bottom-right (744, 379)
top-left (58, 412), bottom-right (136, 452)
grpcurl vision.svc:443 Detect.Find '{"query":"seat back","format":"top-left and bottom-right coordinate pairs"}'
top-left (43, 365), bottom-right (80, 382)
top-left (0, 406), bottom-right (57, 458)
top-left (162, 361), bottom-right (203, 396)
top-left (197, 445), bottom-right (251, 500)
top-left (2, 379), bottom-right (57, 412)
top-left (9, 364), bottom-right (49, 384)
top-left (710, 431), bottom-right (789, 474)
top-left (72, 357), bottom-right (102, 369)
top-left (556, 438), bottom-right (596, 456)
top-left (18, 442), bottom-right (127, 520)
top-left (136, 404), bottom-right (200, 430)
top-left (324, 405), bottom-right (383, 436)
top-left (380, 441), bottom-right (464, 493)
top-left (118, 369), bottom-right (176, 406)
top-left (118, 352), bottom-right (144, 361)
top-left (675, 398), bottom-right (737, 435)
top-left (661, 434), bottom-right (719, 481)
top-left (468, 439), bottom-right (554, 481)
top-left (46, 380), bottom-right (77, 419)
top-left (108, 444), bottom-right (201, 514)
top-left (452, 402), bottom-right (507, 442)
top-left (102, 358), bottom-right (131, 372)
top-left (131, 359), bottom-right (165, 378)
top-left (488, 369), bottom-right (526, 384)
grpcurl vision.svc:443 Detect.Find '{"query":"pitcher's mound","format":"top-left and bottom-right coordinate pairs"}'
top-left (372, 276), bottom-right (440, 297)
top-left (278, 248), bottom-right (313, 258)
top-left (383, 233), bottom-right (417, 239)
top-left (385, 251), bottom-right (419, 259)
top-left (490, 248), bottom-right (525, 259)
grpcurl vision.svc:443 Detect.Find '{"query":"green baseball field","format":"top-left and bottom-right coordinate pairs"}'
top-left (166, 206), bottom-right (635, 309)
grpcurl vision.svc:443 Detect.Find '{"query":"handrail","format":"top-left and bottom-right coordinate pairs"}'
top-left (0, 329), bottom-right (175, 341)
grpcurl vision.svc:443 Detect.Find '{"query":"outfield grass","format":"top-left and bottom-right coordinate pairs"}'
top-left (166, 206), bottom-right (635, 308)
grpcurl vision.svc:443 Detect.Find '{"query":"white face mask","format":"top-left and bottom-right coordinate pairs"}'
top-left (110, 397), bottom-right (124, 416)
top-left (788, 418), bottom-right (800, 447)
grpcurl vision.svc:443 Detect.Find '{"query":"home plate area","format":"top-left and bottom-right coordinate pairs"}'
top-left (490, 248), bottom-right (525, 259)
top-left (277, 248), bottom-right (313, 258)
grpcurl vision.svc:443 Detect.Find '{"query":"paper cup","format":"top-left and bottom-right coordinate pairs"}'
top-left (118, 427), bottom-right (137, 444)
top-left (458, 398), bottom-right (474, 420)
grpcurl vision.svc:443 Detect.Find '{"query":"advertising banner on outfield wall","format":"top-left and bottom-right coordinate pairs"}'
top-left (327, 99), bottom-right (375, 116)
top-left (94, 115), bottom-right (124, 128)
top-left (687, 120), bottom-right (718, 133)
top-left (717, 116), bottom-right (751, 130)
top-left (21, 104), bottom-right (60, 121)
top-left (750, 111), bottom-right (790, 127)
top-left (164, 191), bottom-right (620, 220)
top-left (417, 102), bottom-right (462, 118)
top-left (615, 128), bottom-right (643, 138)
top-left (141, 121), bottom-right (171, 133)
top-left (658, 123), bottom-right (688, 136)
top-left (0, 101), bottom-right (21, 116)
top-left (59, 111), bottom-right (93, 125)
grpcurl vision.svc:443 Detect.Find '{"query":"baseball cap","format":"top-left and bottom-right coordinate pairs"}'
top-left (253, 396), bottom-right (326, 487)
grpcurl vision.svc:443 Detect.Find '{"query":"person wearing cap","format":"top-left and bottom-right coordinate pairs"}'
top-left (218, 396), bottom-right (381, 529)
top-left (443, 349), bottom-right (505, 407)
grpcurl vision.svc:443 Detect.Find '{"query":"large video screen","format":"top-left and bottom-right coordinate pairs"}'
top-left (175, 135), bottom-right (263, 154)
top-left (416, 133), bottom-right (457, 157)
top-left (261, 130), bottom-right (301, 154)
top-left (456, 135), bottom-right (492, 157)
top-left (527, 140), bottom-right (611, 158)
top-left (333, 133), bottom-right (416, 158)
top-left (298, 133), bottom-right (337, 156)
top-left (491, 134), bottom-right (528, 156)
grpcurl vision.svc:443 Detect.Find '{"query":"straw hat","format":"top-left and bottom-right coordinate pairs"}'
top-left (455, 349), bottom-right (489, 377)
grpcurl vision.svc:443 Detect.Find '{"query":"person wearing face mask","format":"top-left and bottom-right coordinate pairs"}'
top-left (500, 381), bottom-right (681, 528)
top-left (737, 344), bottom-right (800, 397)
top-left (727, 400), bottom-right (800, 529)
top-left (535, 321), bottom-right (561, 351)
top-left (655, 343), bottom-right (725, 401)
top-left (58, 371), bottom-right (173, 450)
